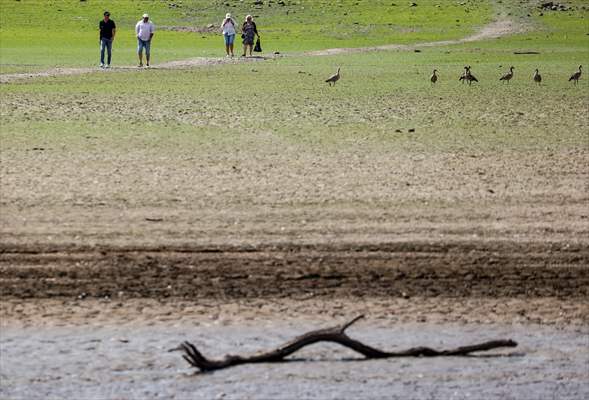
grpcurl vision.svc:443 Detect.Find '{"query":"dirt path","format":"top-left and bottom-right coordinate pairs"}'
top-left (0, 18), bottom-right (524, 84)
top-left (0, 56), bottom-right (270, 84)
top-left (305, 19), bottom-right (526, 56)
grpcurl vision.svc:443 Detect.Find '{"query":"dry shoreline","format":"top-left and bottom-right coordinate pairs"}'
top-left (2, 318), bottom-right (588, 399)
top-left (2, 239), bottom-right (588, 328)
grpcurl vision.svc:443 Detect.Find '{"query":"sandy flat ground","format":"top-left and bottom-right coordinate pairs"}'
top-left (2, 143), bottom-right (587, 397)
top-left (1, 313), bottom-right (588, 400)
top-left (2, 147), bottom-right (588, 307)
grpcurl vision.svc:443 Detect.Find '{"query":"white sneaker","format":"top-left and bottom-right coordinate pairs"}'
top-left (99, 63), bottom-right (104, 68)
top-left (105, 64), bottom-right (110, 69)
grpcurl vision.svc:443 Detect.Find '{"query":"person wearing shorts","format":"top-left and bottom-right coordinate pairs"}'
top-left (99, 11), bottom-right (116, 68)
top-left (241, 15), bottom-right (259, 57)
top-left (135, 13), bottom-right (155, 67)
top-left (221, 13), bottom-right (237, 57)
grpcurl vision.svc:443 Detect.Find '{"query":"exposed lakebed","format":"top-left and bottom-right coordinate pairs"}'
top-left (1, 319), bottom-right (588, 399)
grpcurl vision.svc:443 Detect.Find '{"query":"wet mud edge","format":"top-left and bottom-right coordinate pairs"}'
top-left (1, 240), bottom-right (588, 300)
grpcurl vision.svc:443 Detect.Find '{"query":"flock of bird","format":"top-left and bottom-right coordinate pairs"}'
top-left (450, 64), bottom-right (583, 86)
top-left (324, 65), bottom-right (583, 86)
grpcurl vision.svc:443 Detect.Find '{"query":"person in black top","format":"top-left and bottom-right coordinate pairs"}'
top-left (99, 11), bottom-right (116, 68)
top-left (241, 15), bottom-right (259, 57)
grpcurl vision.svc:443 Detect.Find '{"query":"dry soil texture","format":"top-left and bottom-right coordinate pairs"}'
top-left (1, 146), bottom-right (588, 323)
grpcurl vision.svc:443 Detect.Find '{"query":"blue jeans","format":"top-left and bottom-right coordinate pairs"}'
top-left (100, 38), bottom-right (113, 65)
top-left (224, 34), bottom-right (235, 46)
top-left (137, 39), bottom-right (151, 56)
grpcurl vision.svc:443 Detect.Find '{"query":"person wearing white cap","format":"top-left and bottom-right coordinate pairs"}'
top-left (220, 13), bottom-right (237, 57)
top-left (135, 13), bottom-right (155, 67)
top-left (241, 15), bottom-right (259, 57)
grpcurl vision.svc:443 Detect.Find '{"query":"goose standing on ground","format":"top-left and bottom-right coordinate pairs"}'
top-left (569, 65), bottom-right (582, 84)
top-left (533, 69), bottom-right (542, 84)
top-left (465, 66), bottom-right (478, 85)
top-left (500, 66), bottom-right (515, 83)
top-left (325, 67), bottom-right (341, 86)
top-left (430, 69), bottom-right (438, 84)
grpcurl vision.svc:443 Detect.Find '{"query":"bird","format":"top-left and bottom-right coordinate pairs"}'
top-left (325, 67), bottom-right (341, 86)
top-left (533, 69), bottom-right (542, 84)
top-left (430, 69), bottom-right (438, 84)
top-left (465, 66), bottom-right (478, 85)
top-left (568, 65), bottom-right (582, 84)
top-left (500, 66), bottom-right (515, 83)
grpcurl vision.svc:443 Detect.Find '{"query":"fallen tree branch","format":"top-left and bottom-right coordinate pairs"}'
top-left (171, 315), bottom-right (517, 372)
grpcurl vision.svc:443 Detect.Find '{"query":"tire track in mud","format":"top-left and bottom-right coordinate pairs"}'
top-left (0, 19), bottom-right (525, 84)
top-left (1, 241), bottom-right (587, 300)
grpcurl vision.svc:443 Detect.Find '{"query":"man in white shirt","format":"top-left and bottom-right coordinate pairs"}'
top-left (135, 13), bottom-right (155, 67)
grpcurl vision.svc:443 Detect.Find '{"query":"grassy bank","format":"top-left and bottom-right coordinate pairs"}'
top-left (0, 0), bottom-right (493, 70)
top-left (1, 47), bottom-right (587, 153)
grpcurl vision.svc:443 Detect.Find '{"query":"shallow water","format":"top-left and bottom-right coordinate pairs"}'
top-left (1, 320), bottom-right (588, 399)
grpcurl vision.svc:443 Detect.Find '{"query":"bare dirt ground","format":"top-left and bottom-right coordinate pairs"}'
top-left (0, 18), bottom-right (523, 83)
top-left (1, 242), bottom-right (588, 310)
top-left (1, 147), bottom-right (588, 324)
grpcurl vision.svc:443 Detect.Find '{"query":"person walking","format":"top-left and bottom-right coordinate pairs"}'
top-left (241, 15), bottom-right (259, 57)
top-left (221, 13), bottom-right (237, 57)
top-left (136, 13), bottom-right (155, 67)
top-left (99, 11), bottom-right (116, 68)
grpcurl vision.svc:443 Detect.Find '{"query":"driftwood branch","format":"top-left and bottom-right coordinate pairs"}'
top-left (171, 315), bottom-right (517, 372)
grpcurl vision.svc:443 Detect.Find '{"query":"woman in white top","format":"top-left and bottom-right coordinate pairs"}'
top-left (221, 13), bottom-right (237, 57)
